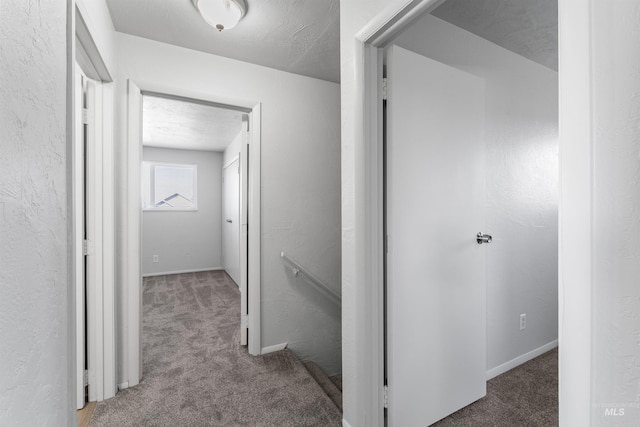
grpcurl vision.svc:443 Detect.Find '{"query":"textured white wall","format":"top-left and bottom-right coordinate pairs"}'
top-left (557, 4), bottom-right (592, 424)
top-left (0, 2), bottom-right (73, 425)
top-left (395, 14), bottom-right (558, 374)
top-left (114, 33), bottom-right (342, 376)
top-left (142, 147), bottom-right (223, 276)
top-left (563, 1), bottom-right (640, 424)
top-left (223, 131), bottom-right (242, 167)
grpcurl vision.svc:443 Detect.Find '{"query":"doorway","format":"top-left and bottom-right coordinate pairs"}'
top-left (125, 83), bottom-right (262, 387)
top-left (139, 92), bottom-right (250, 350)
top-left (377, 2), bottom-right (559, 425)
top-left (74, 62), bottom-right (90, 410)
top-left (74, 64), bottom-right (116, 408)
top-left (74, 5), bottom-right (117, 405)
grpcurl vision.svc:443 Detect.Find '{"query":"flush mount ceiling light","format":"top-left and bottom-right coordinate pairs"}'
top-left (193, 0), bottom-right (248, 32)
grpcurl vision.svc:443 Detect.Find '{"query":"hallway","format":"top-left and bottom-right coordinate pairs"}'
top-left (88, 271), bottom-right (341, 426)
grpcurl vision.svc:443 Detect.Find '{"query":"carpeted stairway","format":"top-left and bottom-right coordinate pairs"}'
top-left (89, 271), bottom-right (342, 426)
top-left (302, 361), bottom-right (342, 412)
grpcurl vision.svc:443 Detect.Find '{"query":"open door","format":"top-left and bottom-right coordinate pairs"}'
top-left (76, 64), bottom-right (105, 406)
top-left (127, 79), bottom-right (143, 386)
top-left (239, 118), bottom-right (249, 346)
top-left (385, 45), bottom-right (487, 426)
top-left (223, 158), bottom-right (241, 286)
top-left (75, 64), bottom-right (87, 410)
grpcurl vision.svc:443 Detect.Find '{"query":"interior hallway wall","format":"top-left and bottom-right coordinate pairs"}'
top-left (580, 1), bottom-right (640, 423)
top-left (114, 32), bottom-right (342, 377)
top-left (395, 14), bottom-right (559, 374)
top-left (0, 2), bottom-right (73, 425)
top-left (223, 130), bottom-right (242, 166)
top-left (142, 147), bottom-right (223, 276)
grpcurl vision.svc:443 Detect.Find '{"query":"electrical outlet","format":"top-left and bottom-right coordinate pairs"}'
top-left (153, 254), bottom-right (159, 263)
top-left (520, 314), bottom-right (526, 331)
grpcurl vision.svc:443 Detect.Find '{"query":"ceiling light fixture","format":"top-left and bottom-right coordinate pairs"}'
top-left (193, 0), bottom-right (247, 32)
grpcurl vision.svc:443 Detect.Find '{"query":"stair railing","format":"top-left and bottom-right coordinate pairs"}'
top-left (280, 251), bottom-right (341, 307)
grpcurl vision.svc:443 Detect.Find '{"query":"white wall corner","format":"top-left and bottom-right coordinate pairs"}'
top-left (558, 0), bottom-right (593, 425)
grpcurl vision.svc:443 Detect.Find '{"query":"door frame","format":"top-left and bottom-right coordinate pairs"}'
top-left (124, 83), bottom-right (262, 387)
top-left (352, 2), bottom-right (450, 424)
top-left (74, 3), bottom-right (117, 408)
top-left (353, 0), bottom-right (569, 425)
top-left (73, 62), bottom-right (86, 410)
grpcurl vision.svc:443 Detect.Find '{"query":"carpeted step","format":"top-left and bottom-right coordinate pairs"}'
top-left (329, 374), bottom-right (342, 391)
top-left (302, 360), bottom-right (343, 412)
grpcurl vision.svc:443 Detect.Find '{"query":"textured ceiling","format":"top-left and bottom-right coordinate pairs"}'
top-left (117, 1), bottom-right (556, 150)
top-left (432, 0), bottom-right (558, 70)
top-left (105, 0), bottom-right (340, 83)
top-left (143, 95), bottom-right (243, 152)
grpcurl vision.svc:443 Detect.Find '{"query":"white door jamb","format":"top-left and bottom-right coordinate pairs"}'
top-left (353, 1), bottom-right (458, 425)
top-left (240, 119), bottom-right (249, 347)
top-left (73, 63), bottom-right (86, 411)
top-left (74, 2), bottom-right (117, 405)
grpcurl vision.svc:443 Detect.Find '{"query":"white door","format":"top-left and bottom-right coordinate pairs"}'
top-left (75, 64), bottom-right (87, 410)
top-left (77, 65), bottom-right (107, 406)
top-left (223, 158), bottom-right (241, 286)
top-left (84, 72), bottom-right (105, 404)
top-left (127, 79), bottom-right (143, 386)
top-left (386, 45), bottom-right (487, 426)
top-left (239, 123), bottom-right (249, 346)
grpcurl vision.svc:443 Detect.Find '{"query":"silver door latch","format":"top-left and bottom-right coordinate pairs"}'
top-left (477, 232), bottom-right (492, 244)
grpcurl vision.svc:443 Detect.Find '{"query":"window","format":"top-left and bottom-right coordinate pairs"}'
top-left (142, 162), bottom-right (197, 211)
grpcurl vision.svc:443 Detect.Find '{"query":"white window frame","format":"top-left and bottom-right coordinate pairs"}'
top-left (142, 161), bottom-right (198, 211)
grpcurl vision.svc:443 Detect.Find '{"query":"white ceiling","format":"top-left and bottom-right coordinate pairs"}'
top-left (105, 0), bottom-right (341, 83)
top-left (142, 95), bottom-right (244, 152)
top-left (432, 0), bottom-right (558, 71)
top-left (105, 0), bottom-right (558, 87)
top-left (114, 0), bottom-right (557, 151)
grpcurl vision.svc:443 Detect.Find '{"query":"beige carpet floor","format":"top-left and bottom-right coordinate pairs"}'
top-left (90, 271), bottom-right (342, 427)
top-left (89, 270), bottom-right (557, 426)
top-left (432, 347), bottom-right (558, 426)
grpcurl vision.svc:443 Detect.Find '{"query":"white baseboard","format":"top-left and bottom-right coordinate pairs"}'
top-left (117, 382), bottom-right (129, 391)
top-left (342, 419), bottom-right (353, 427)
top-left (487, 340), bottom-right (558, 380)
top-left (261, 342), bottom-right (288, 354)
top-left (142, 267), bottom-right (223, 278)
